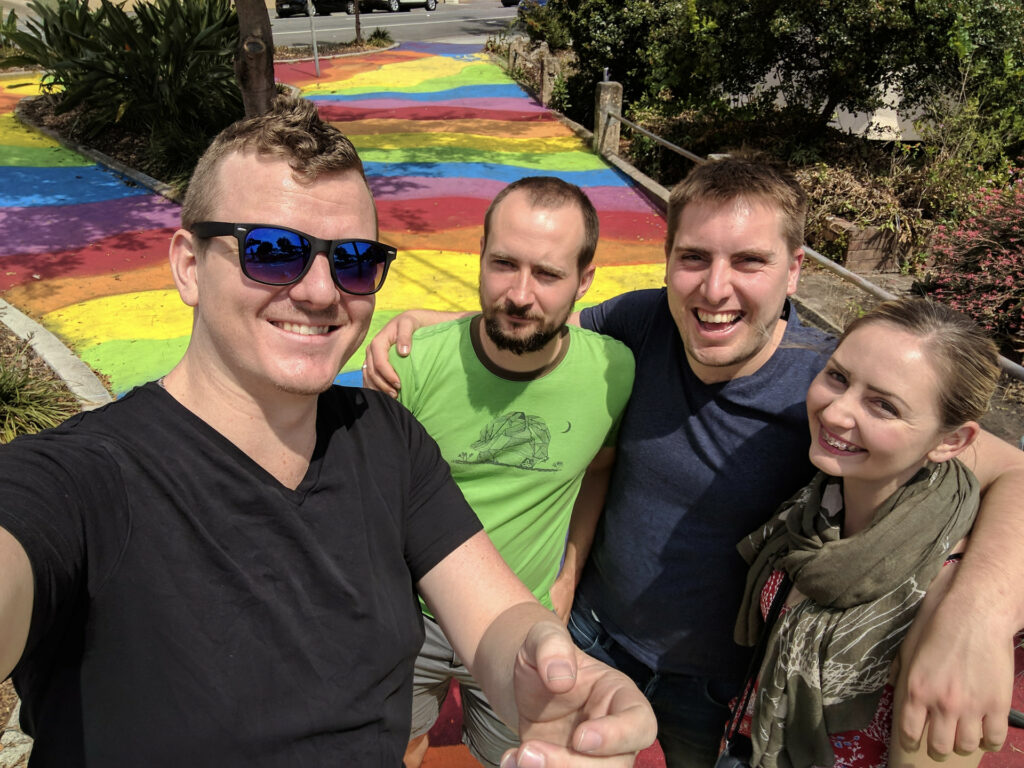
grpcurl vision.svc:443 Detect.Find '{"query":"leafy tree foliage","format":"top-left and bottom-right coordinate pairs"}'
top-left (541, 0), bottom-right (1024, 141)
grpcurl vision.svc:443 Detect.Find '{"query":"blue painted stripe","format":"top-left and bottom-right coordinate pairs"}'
top-left (310, 84), bottom-right (529, 102)
top-left (363, 161), bottom-right (630, 187)
top-left (0, 166), bottom-right (151, 207)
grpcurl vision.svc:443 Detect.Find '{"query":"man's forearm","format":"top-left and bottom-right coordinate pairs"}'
top-left (958, 433), bottom-right (1024, 630)
top-left (557, 449), bottom-right (613, 592)
top-left (948, 474), bottom-right (1024, 631)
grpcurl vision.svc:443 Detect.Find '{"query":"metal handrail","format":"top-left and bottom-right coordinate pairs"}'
top-left (602, 111), bottom-right (1024, 382)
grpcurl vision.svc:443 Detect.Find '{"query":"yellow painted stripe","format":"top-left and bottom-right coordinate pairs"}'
top-left (376, 249), bottom-right (479, 311)
top-left (303, 56), bottom-right (486, 94)
top-left (43, 290), bottom-right (192, 347)
top-left (375, 251), bottom-right (665, 313)
top-left (0, 113), bottom-right (65, 148)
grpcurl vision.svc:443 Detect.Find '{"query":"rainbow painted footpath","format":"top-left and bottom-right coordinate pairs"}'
top-left (0, 42), bottom-right (666, 396)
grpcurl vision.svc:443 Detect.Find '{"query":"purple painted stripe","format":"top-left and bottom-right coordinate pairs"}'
top-left (584, 186), bottom-right (666, 214)
top-left (338, 97), bottom-right (547, 112)
top-left (367, 178), bottom-right (663, 215)
top-left (0, 194), bottom-right (180, 257)
top-left (367, 176), bottom-right (506, 202)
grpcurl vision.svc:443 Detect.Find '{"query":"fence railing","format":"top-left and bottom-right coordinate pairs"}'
top-left (592, 81), bottom-right (1024, 382)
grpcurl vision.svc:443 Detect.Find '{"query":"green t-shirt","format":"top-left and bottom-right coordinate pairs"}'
top-left (392, 316), bottom-right (635, 613)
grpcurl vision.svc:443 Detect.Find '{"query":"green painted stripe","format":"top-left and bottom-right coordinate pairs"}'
top-left (357, 147), bottom-right (607, 171)
top-left (81, 311), bottom-right (404, 392)
top-left (81, 336), bottom-right (188, 395)
top-left (0, 144), bottom-right (91, 167)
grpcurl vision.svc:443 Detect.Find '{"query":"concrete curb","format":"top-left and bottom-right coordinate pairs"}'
top-left (0, 298), bottom-right (112, 410)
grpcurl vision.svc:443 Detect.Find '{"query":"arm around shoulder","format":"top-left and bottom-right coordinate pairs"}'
top-left (896, 433), bottom-right (1024, 759)
top-left (0, 526), bottom-right (34, 680)
top-left (362, 309), bottom-right (472, 397)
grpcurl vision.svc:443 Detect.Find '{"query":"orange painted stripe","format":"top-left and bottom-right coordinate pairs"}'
top-left (4, 262), bottom-right (174, 317)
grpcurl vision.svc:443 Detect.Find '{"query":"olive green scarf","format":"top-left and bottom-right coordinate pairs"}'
top-left (734, 460), bottom-right (979, 768)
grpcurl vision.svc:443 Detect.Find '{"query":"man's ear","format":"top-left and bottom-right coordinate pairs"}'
top-left (168, 228), bottom-right (200, 308)
top-left (927, 421), bottom-right (982, 463)
top-left (575, 263), bottom-right (596, 302)
top-left (787, 247), bottom-right (804, 296)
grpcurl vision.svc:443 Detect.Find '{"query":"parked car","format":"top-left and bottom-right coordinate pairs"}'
top-left (311, 0), bottom-right (436, 13)
top-left (276, 0), bottom-right (310, 16)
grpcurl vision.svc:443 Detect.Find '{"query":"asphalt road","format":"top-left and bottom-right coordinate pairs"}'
top-left (270, 0), bottom-right (518, 45)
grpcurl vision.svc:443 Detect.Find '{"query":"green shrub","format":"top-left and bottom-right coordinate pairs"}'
top-left (925, 175), bottom-right (1024, 361)
top-left (367, 27), bottom-right (392, 46)
top-left (518, 0), bottom-right (570, 51)
top-left (2, 0), bottom-right (244, 183)
top-left (0, 342), bottom-right (79, 443)
top-left (0, 8), bottom-right (19, 56)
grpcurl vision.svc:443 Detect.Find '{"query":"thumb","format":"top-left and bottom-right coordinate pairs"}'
top-left (520, 622), bottom-right (579, 694)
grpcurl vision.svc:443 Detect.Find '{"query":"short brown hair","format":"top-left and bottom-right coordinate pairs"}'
top-left (482, 176), bottom-right (600, 273)
top-left (840, 298), bottom-right (1000, 431)
top-left (181, 95), bottom-right (368, 230)
top-left (666, 155), bottom-right (808, 254)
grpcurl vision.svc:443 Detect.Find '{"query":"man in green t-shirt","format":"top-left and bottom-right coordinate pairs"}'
top-left (379, 177), bottom-right (635, 768)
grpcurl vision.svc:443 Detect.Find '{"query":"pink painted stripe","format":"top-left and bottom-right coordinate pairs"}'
top-left (584, 186), bottom-right (666, 214)
top-left (0, 195), bottom-right (180, 257)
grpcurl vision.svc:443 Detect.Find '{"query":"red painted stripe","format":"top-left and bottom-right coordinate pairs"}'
top-left (0, 228), bottom-right (172, 291)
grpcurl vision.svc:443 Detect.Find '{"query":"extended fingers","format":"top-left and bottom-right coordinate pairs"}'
top-left (363, 324), bottom-right (403, 396)
top-left (500, 738), bottom-right (640, 768)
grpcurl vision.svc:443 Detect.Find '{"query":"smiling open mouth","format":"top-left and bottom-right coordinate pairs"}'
top-left (695, 309), bottom-right (742, 328)
top-left (821, 430), bottom-right (864, 453)
top-left (273, 321), bottom-right (337, 336)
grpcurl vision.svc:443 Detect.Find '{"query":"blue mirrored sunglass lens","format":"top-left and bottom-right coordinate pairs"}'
top-left (332, 241), bottom-right (386, 293)
top-left (243, 228), bottom-right (310, 284)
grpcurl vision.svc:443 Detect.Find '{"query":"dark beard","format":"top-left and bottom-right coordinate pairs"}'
top-left (483, 314), bottom-right (562, 354)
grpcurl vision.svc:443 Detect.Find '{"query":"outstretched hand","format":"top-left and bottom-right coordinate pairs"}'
top-left (501, 623), bottom-right (656, 767)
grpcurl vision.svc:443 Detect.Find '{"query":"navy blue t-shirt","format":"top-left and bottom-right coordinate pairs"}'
top-left (578, 288), bottom-right (832, 682)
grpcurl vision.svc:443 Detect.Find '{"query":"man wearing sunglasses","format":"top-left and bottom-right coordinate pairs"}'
top-left (388, 177), bottom-right (635, 768)
top-left (0, 96), bottom-right (656, 767)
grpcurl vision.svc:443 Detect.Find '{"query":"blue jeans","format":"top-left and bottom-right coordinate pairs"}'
top-left (568, 595), bottom-right (736, 768)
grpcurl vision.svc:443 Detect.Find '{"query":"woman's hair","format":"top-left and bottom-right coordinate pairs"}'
top-left (840, 298), bottom-right (1000, 430)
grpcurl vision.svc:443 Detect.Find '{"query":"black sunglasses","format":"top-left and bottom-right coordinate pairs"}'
top-left (191, 222), bottom-right (397, 296)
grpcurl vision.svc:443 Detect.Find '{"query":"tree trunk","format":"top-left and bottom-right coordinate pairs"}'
top-left (816, 93), bottom-right (841, 132)
top-left (234, 0), bottom-right (276, 117)
top-left (354, 2), bottom-right (363, 44)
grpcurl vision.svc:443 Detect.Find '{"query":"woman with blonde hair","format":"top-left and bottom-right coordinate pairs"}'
top-left (730, 297), bottom-right (1003, 768)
